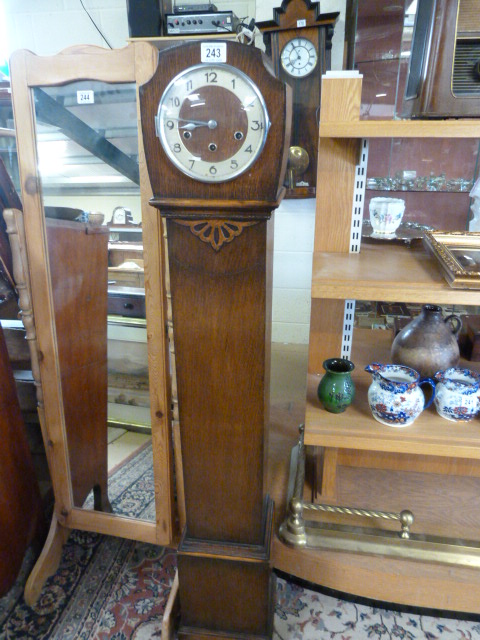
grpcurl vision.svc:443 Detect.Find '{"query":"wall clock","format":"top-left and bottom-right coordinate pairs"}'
top-left (140, 40), bottom-right (291, 639)
top-left (258, 0), bottom-right (339, 198)
top-left (280, 36), bottom-right (318, 77)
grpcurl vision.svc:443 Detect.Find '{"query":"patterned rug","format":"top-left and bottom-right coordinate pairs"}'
top-left (275, 578), bottom-right (480, 640)
top-left (2, 444), bottom-right (480, 639)
top-left (82, 442), bottom-right (156, 521)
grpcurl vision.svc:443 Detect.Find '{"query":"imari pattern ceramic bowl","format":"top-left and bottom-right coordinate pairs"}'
top-left (434, 367), bottom-right (480, 422)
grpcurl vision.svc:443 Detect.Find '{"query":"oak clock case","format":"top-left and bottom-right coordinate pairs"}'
top-left (270, 26), bottom-right (334, 198)
top-left (140, 40), bottom-right (291, 639)
top-left (141, 42), bottom-right (290, 204)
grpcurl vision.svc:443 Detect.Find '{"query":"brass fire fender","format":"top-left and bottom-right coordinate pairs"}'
top-left (279, 426), bottom-right (480, 568)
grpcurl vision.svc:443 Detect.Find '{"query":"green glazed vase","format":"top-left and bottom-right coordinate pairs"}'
top-left (317, 358), bottom-right (355, 413)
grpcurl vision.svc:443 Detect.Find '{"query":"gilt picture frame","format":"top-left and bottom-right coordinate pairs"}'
top-left (423, 230), bottom-right (480, 289)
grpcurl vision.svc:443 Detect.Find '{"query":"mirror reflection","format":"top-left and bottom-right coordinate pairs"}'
top-left (33, 80), bottom-right (154, 521)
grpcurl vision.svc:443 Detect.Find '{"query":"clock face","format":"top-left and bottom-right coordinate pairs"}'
top-left (280, 37), bottom-right (318, 78)
top-left (155, 63), bottom-right (270, 183)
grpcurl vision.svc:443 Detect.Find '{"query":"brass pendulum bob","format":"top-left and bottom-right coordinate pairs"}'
top-left (286, 146), bottom-right (310, 189)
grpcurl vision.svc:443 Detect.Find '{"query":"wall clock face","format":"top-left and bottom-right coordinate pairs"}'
top-left (155, 63), bottom-right (270, 183)
top-left (280, 37), bottom-right (318, 78)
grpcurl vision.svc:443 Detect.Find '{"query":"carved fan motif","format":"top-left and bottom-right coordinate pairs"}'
top-left (175, 219), bottom-right (258, 251)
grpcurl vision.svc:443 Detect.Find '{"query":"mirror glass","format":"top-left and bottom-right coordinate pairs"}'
top-left (33, 80), bottom-right (155, 521)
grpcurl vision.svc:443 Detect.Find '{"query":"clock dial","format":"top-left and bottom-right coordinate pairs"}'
top-left (280, 37), bottom-right (318, 78)
top-left (155, 64), bottom-right (270, 183)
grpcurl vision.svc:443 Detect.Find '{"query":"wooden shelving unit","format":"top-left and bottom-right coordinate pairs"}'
top-left (289, 74), bottom-right (480, 609)
top-left (312, 243), bottom-right (480, 305)
top-left (308, 74), bottom-right (480, 478)
top-left (305, 328), bottom-right (480, 459)
top-left (305, 72), bottom-right (480, 536)
top-left (320, 118), bottom-right (480, 138)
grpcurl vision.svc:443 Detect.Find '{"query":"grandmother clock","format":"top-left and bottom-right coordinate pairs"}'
top-left (140, 40), bottom-right (291, 639)
top-left (258, 0), bottom-right (338, 197)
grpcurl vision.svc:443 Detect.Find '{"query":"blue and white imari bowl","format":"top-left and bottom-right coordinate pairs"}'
top-left (434, 367), bottom-right (480, 422)
top-left (365, 363), bottom-right (435, 428)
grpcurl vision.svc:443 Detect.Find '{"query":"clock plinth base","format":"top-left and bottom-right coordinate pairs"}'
top-left (177, 557), bottom-right (275, 640)
top-left (177, 499), bottom-right (275, 640)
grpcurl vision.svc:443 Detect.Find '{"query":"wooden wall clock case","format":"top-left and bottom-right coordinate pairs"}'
top-left (140, 40), bottom-right (291, 639)
top-left (258, 0), bottom-right (339, 198)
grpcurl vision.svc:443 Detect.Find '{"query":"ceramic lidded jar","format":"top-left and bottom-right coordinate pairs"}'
top-left (317, 358), bottom-right (355, 413)
top-left (391, 304), bottom-right (462, 378)
top-left (365, 363), bottom-right (435, 427)
top-left (434, 367), bottom-right (480, 422)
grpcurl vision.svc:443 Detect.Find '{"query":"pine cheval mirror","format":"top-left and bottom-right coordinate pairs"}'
top-left (7, 43), bottom-right (176, 605)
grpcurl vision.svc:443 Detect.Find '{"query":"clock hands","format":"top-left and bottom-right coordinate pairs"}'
top-left (173, 117), bottom-right (218, 130)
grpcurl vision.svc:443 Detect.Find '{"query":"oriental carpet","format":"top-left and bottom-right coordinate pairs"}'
top-left (2, 444), bottom-right (480, 639)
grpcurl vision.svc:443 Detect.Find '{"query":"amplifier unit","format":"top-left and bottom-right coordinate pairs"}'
top-left (165, 11), bottom-right (239, 35)
top-left (402, 0), bottom-right (480, 118)
top-left (174, 3), bottom-right (217, 12)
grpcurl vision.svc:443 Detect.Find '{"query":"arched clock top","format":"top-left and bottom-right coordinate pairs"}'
top-left (257, 0), bottom-right (339, 32)
top-left (139, 40), bottom-right (292, 212)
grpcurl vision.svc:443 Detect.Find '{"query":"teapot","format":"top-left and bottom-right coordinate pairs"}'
top-left (365, 363), bottom-right (435, 427)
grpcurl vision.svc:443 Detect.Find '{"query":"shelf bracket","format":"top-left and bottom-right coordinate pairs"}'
top-left (338, 137), bottom-right (368, 360)
top-left (341, 300), bottom-right (355, 359)
top-left (350, 138), bottom-right (369, 254)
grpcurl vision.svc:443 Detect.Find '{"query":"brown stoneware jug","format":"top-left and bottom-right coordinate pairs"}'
top-left (391, 304), bottom-right (462, 378)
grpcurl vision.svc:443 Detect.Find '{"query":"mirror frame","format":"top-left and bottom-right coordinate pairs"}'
top-left (8, 43), bottom-right (176, 602)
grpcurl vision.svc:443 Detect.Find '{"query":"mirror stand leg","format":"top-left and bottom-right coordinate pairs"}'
top-left (24, 512), bottom-right (70, 606)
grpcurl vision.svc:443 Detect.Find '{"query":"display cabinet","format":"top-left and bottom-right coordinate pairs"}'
top-left (273, 73), bottom-right (480, 612)
top-left (353, 1), bottom-right (480, 233)
top-left (364, 135), bottom-right (479, 234)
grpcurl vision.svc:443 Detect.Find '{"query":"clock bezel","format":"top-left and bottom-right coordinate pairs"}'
top-left (280, 36), bottom-right (318, 79)
top-left (155, 62), bottom-right (271, 184)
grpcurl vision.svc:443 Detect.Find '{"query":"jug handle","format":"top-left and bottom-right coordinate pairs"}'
top-left (419, 377), bottom-right (436, 409)
top-left (444, 314), bottom-right (462, 336)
